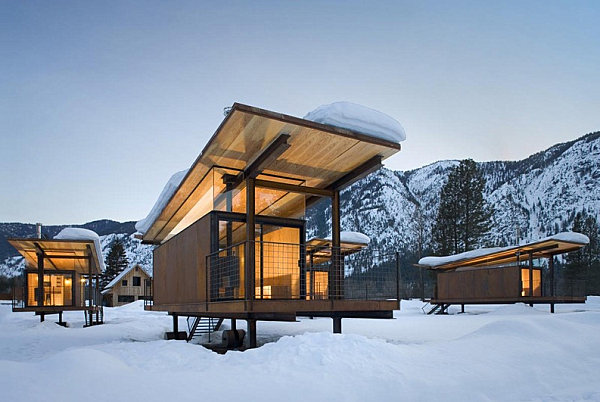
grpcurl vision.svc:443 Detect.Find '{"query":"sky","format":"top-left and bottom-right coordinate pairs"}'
top-left (1, 1), bottom-right (599, 224)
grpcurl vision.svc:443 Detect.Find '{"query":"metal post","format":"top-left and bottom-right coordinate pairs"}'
top-left (231, 318), bottom-right (236, 331)
top-left (88, 266), bottom-right (93, 325)
top-left (549, 256), bottom-right (555, 314)
top-left (58, 311), bottom-right (63, 324)
top-left (245, 178), bottom-right (256, 303)
top-left (395, 251), bottom-right (401, 302)
top-left (331, 190), bottom-right (341, 299)
top-left (37, 251), bottom-right (44, 308)
top-left (247, 319), bottom-right (257, 348)
top-left (95, 274), bottom-right (100, 323)
top-left (529, 252), bottom-right (533, 298)
top-left (259, 225), bottom-right (264, 299)
top-left (333, 317), bottom-right (342, 334)
top-left (461, 304), bottom-right (465, 314)
top-left (173, 314), bottom-right (178, 333)
top-left (309, 253), bottom-right (314, 300)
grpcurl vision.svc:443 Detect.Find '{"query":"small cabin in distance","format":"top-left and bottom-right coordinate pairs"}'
top-left (418, 233), bottom-right (590, 314)
top-left (102, 264), bottom-right (152, 307)
top-left (139, 102), bottom-right (406, 347)
top-left (8, 228), bottom-right (105, 326)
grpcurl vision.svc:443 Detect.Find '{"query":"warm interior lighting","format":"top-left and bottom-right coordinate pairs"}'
top-left (65, 279), bottom-right (71, 285)
top-left (256, 285), bottom-right (272, 299)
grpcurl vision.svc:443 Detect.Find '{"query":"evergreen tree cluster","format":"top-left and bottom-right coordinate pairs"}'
top-left (432, 159), bottom-right (493, 255)
top-left (565, 209), bottom-right (600, 293)
top-left (101, 239), bottom-right (129, 289)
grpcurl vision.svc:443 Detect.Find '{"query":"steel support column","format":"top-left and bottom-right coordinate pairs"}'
top-left (331, 190), bottom-right (341, 299)
top-left (333, 317), bottom-right (342, 334)
top-left (245, 177), bottom-right (256, 304)
top-left (37, 251), bottom-right (44, 310)
top-left (549, 256), bottom-right (555, 313)
top-left (247, 319), bottom-right (257, 348)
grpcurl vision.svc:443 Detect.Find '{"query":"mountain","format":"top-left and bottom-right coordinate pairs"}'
top-left (1, 131), bottom-right (598, 277)
top-left (306, 131), bottom-right (600, 253)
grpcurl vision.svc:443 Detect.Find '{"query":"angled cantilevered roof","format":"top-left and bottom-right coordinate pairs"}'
top-left (417, 232), bottom-right (589, 270)
top-left (8, 238), bottom-right (104, 275)
top-left (306, 237), bottom-right (369, 265)
top-left (142, 103), bottom-right (402, 243)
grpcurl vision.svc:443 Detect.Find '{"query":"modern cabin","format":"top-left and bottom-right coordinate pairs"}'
top-left (417, 233), bottom-right (590, 314)
top-left (8, 230), bottom-right (104, 326)
top-left (140, 102), bottom-right (404, 346)
top-left (102, 264), bottom-right (152, 307)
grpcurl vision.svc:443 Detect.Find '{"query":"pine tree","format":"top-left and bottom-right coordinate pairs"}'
top-left (565, 210), bottom-right (600, 289)
top-left (101, 239), bottom-right (129, 289)
top-left (432, 159), bottom-right (492, 255)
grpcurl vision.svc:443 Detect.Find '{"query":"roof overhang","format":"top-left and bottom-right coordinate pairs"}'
top-left (419, 239), bottom-right (587, 271)
top-left (143, 103), bottom-right (401, 243)
top-left (8, 238), bottom-right (103, 275)
top-left (306, 237), bottom-right (368, 264)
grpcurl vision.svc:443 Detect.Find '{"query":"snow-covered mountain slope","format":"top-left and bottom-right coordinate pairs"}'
top-left (1, 131), bottom-right (598, 277)
top-left (307, 131), bottom-right (600, 252)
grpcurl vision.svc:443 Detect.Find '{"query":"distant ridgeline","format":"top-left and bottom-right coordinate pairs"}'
top-left (1, 131), bottom-right (599, 278)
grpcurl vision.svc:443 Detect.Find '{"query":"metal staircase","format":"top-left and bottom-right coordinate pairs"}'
top-left (422, 302), bottom-right (450, 315)
top-left (186, 317), bottom-right (224, 342)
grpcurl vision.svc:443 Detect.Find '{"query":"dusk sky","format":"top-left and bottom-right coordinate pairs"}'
top-left (1, 1), bottom-right (599, 224)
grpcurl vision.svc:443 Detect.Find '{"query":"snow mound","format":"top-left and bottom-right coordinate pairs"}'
top-left (136, 169), bottom-right (189, 235)
top-left (304, 102), bottom-right (406, 144)
top-left (54, 228), bottom-right (106, 272)
top-left (326, 231), bottom-right (370, 245)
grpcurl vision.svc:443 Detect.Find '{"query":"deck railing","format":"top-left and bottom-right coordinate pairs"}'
top-left (12, 283), bottom-right (25, 309)
top-left (206, 240), bottom-right (400, 302)
top-left (143, 279), bottom-right (153, 307)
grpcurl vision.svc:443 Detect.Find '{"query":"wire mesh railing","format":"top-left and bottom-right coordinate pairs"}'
top-left (143, 279), bottom-right (153, 307)
top-left (206, 241), bottom-right (401, 302)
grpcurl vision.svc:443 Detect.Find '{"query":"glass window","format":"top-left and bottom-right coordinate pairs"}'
top-left (121, 279), bottom-right (127, 286)
top-left (132, 276), bottom-right (141, 286)
top-left (27, 272), bottom-right (73, 306)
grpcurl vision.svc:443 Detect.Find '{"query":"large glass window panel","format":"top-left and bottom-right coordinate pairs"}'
top-left (255, 225), bottom-right (301, 299)
top-left (27, 272), bottom-right (74, 306)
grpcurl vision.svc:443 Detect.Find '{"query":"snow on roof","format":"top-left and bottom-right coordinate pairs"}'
top-left (135, 169), bottom-right (188, 235)
top-left (418, 231), bottom-right (590, 267)
top-left (54, 228), bottom-right (106, 272)
top-left (304, 102), bottom-right (406, 145)
top-left (538, 232), bottom-right (590, 245)
top-left (325, 231), bottom-right (371, 245)
top-left (103, 264), bottom-right (151, 292)
top-left (418, 247), bottom-right (507, 267)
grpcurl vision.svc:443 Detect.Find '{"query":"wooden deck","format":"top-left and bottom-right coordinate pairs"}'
top-left (430, 296), bottom-right (586, 305)
top-left (13, 305), bottom-right (103, 313)
top-left (146, 299), bottom-right (398, 320)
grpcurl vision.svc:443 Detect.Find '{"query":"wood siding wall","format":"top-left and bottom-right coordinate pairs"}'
top-left (437, 266), bottom-right (520, 300)
top-left (105, 266), bottom-right (152, 306)
top-left (154, 213), bottom-right (211, 305)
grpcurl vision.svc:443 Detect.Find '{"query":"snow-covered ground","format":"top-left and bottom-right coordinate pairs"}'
top-left (1, 299), bottom-right (600, 401)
